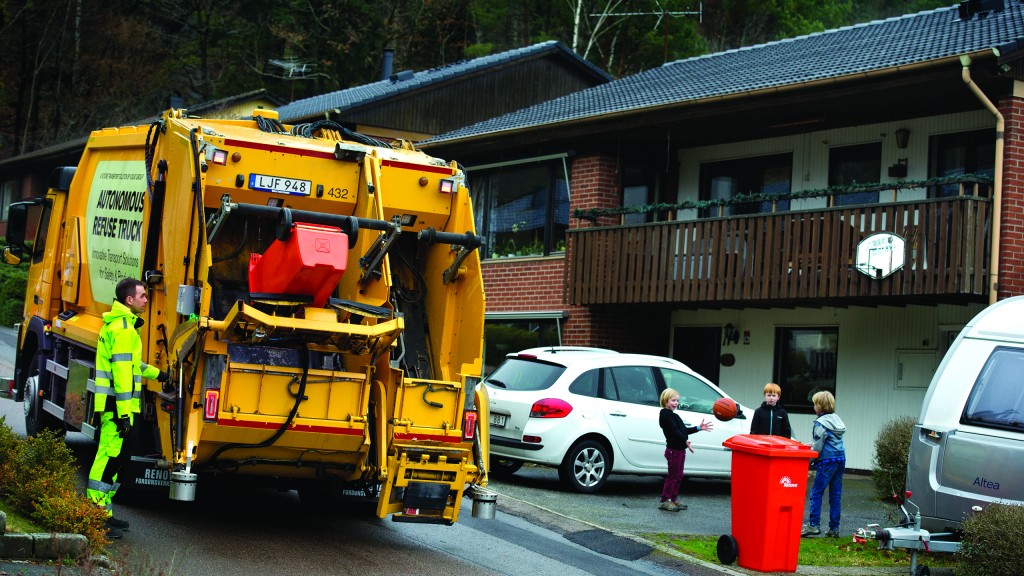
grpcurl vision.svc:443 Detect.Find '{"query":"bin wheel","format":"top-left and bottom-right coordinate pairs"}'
top-left (914, 566), bottom-right (929, 576)
top-left (716, 534), bottom-right (738, 565)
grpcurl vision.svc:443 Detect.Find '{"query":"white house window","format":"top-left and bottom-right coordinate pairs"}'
top-left (698, 153), bottom-right (792, 217)
top-left (468, 159), bottom-right (569, 259)
top-left (774, 327), bottom-right (839, 413)
top-left (929, 129), bottom-right (995, 198)
top-left (829, 142), bottom-right (881, 206)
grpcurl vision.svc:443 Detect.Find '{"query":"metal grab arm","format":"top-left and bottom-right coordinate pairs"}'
top-left (359, 216), bottom-right (402, 288)
top-left (417, 228), bottom-right (485, 285)
top-left (207, 195), bottom-right (397, 248)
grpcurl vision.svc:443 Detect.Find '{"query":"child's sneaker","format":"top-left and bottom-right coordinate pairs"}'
top-left (801, 524), bottom-right (821, 537)
top-left (658, 500), bottom-right (681, 512)
top-left (824, 529), bottom-right (840, 538)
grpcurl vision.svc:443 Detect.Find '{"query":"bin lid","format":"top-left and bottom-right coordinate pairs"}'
top-left (724, 433), bottom-right (818, 458)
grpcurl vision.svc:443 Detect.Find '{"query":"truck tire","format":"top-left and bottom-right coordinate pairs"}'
top-left (23, 352), bottom-right (65, 436)
top-left (558, 439), bottom-right (610, 493)
top-left (490, 457), bottom-right (523, 477)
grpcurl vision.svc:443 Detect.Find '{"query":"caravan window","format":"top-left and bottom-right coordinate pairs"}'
top-left (961, 346), bottom-right (1024, 432)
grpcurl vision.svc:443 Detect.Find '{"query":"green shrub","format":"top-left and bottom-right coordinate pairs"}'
top-left (956, 503), bottom-right (1024, 576)
top-left (0, 416), bottom-right (108, 552)
top-left (0, 261), bottom-right (28, 327)
top-left (872, 415), bottom-right (915, 502)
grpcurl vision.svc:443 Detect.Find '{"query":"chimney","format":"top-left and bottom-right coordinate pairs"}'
top-left (381, 49), bottom-right (394, 81)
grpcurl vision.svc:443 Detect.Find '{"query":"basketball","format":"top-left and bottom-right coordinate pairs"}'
top-left (713, 398), bottom-right (739, 421)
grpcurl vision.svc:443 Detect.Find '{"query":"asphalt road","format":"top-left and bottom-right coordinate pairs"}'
top-left (0, 324), bottom-right (904, 576)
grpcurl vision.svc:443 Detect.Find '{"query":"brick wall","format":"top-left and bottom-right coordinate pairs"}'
top-left (999, 97), bottom-right (1024, 299)
top-left (482, 257), bottom-right (566, 312)
top-left (561, 305), bottom-right (670, 354)
top-left (569, 155), bottom-right (621, 229)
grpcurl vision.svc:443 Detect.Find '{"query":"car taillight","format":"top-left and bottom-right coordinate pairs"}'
top-left (530, 398), bottom-right (572, 418)
top-left (462, 410), bottom-right (478, 440)
top-left (203, 389), bottom-right (220, 421)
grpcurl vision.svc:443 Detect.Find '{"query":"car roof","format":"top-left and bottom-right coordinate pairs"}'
top-left (508, 347), bottom-right (690, 370)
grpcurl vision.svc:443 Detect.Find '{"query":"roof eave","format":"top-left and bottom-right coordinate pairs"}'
top-left (422, 49), bottom-right (999, 151)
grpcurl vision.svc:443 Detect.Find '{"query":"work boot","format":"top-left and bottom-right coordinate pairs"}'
top-left (104, 519), bottom-right (124, 539)
top-left (107, 516), bottom-right (130, 530)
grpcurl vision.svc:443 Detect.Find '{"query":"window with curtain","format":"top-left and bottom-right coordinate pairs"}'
top-left (469, 161), bottom-right (568, 259)
top-left (698, 153), bottom-right (792, 217)
top-left (929, 129), bottom-right (995, 198)
top-left (774, 327), bottom-right (839, 413)
top-left (829, 142), bottom-right (882, 206)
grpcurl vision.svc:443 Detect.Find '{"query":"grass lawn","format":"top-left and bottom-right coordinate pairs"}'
top-left (0, 499), bottom-right (46, 533)
top-left (645, 533), bottom-right (958, 569)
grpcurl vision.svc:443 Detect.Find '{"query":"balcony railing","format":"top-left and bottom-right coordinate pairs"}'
top-left (566, 196), bottom-right (992, 306)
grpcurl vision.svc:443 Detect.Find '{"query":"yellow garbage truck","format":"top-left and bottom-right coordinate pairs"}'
top-left (2, 109), bottom-right (493, 524)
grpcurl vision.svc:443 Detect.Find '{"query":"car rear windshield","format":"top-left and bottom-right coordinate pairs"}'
top-left (484, 358), bottom-right (565, 392)
top-left (962, 346), bottom-right (1024, 432)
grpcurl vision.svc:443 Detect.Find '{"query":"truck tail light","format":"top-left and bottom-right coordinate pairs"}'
top-left (204, 389), bottom-right (220, 421)
top-left (438, 179), bottom-right (456, 194)
top-left (530, 398), bottom-right (573, 418)
top-left (462, 410), bottom-right (478, 441)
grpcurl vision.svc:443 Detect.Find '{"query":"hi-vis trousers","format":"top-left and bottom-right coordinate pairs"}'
top-left (86, 412), bottom-right (130, 516)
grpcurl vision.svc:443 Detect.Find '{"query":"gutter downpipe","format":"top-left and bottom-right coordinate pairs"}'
top-left (961, 53), bottom-right (1003, 305)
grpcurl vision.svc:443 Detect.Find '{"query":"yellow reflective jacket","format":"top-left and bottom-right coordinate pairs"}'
top-left (93, 300), bottom-right (160, 418)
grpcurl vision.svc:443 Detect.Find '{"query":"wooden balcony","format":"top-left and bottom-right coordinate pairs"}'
top-left (566, 196), bottom-right (991, 307)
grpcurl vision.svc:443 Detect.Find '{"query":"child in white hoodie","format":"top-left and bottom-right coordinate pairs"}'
top-left (801, 390), bottom-right (846, 538)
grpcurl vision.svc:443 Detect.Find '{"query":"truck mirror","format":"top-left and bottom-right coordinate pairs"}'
top-left (5, 202), bottom-right (28, 248)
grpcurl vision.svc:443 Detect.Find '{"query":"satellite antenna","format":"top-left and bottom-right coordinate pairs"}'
top-left (590, 1), bottom-right (703, 63)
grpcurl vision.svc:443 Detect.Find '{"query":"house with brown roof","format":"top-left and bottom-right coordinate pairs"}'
top-left (422, 1), bottom-right (1024, 470)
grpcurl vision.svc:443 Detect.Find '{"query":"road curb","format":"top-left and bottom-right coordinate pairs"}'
top-left (0, 511), bottom-right (90, 561)
top-left (492, 488), bottom-right (748, 576)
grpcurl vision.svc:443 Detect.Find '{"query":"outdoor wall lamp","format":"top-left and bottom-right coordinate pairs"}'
top-left (723, 323), bottom-right (740, 346)
top-left (895, 127), bottom-right (910, 149)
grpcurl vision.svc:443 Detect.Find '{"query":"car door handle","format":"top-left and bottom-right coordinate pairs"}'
top-left (609, 412), bottom-right (627, 417)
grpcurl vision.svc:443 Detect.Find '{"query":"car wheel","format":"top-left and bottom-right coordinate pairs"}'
top-left (23, 352), bottom-right (64, 437)
top-left (490, 457), bottom-right (523, 477)
top-left (559, 439), bottom-right (609, 493)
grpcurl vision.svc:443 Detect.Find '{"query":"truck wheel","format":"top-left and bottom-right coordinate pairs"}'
top-left (558, 439), bottom-right (609, 493)
top-left (23, 352), bottom-right (64, 436)
top-left (490, 457), bottom-right (523, 477)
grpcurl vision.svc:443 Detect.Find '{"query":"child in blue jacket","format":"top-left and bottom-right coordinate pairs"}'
top-left (801, 390), bottom-right (846, 538)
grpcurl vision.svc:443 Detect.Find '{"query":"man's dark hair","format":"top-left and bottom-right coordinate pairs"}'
top-left (115, 278), bottom-right (145, 304)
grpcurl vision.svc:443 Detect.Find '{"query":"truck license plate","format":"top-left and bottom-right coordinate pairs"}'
top-left (490, 413), bottom-right (507, 427)
top-left (248, 173), bottom-right (312, 196)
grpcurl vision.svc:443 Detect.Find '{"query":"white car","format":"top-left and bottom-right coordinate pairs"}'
top-left (484, 347), bottom-right (751, 493)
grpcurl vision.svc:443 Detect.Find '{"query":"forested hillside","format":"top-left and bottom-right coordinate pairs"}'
top-left (0, 0), bottom-right (950, 159)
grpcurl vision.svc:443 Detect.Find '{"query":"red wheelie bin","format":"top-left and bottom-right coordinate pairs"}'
top-left (717, 434), bottom-right (817, 573)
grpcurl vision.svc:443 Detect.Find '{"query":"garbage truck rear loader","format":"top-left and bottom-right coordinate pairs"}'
top-left (2, 109), bottom-right (493, 524)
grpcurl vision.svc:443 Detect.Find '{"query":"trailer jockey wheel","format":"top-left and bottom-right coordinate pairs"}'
top-left (717, 534), bottom-right (738, 565)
